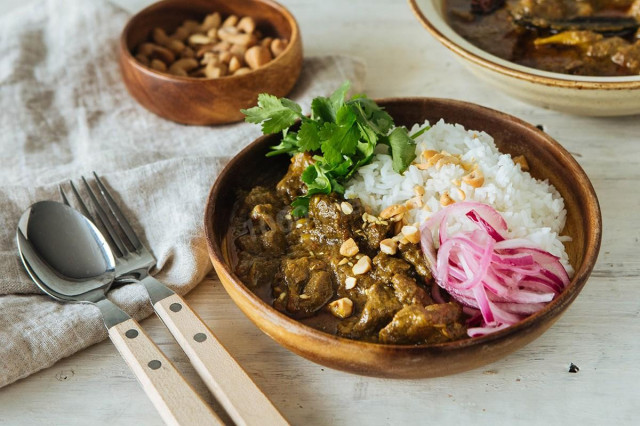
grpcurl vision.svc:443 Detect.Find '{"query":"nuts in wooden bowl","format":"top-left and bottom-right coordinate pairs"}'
top-left (134, 12), bottom-right (289, 78)
top-left (119, 0), bottom-right (302, 125)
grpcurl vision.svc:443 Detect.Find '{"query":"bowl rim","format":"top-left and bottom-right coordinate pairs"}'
top-left (408, 0), bottom-right (640, 90)
top-left (119, 0), bottom-right (300, 82)
top-left (204, 97), bottom-right (602, 356)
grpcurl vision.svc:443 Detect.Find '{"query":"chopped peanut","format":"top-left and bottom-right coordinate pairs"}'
top-left (462, 169), bottom-right (484, 188)
top-left (338, 258), bottom-right (349, 266)
top-left (362, 212), bottom-right (377, 223)
top-left (401, 225), bottom-right (420, 244)
top-left (340, 201), bottom-right (354, 215)
top-left (421, 150), bottom-right (439, 160)
top-left (344, 277), bottom-right (357, 290)
top-left (339, 238), bottom-right (359, 257)
top-left (440, 191), bottom-right (455, 206)
top-left (513, 155), bottom-right (530, 171)
top-left (426, 153), bottom-right (445, 168)
top-left (390, 212), bottom-right (405, 222)
top-left (380, 238), bottom-right (398, 255)
top-left (413, 185), bottom-right (425, 196)
top-left (352, 255), bottom-right (372, 275)
top-left (456, 187), bottom-right (466, 201)
top-left (380, 204), bottom-right (407, 219)
top-left (405, 196), bottom-right (424, 208)
top-left (328, 298), bottom-right (354, 319)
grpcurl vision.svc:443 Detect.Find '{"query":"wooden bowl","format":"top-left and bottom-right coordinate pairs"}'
top-left (119, 0), bottom-right (302, 125)
top-left (409, 0), bottom-right (640, 116)
top-left (204, 98), bottom-right (602, 378)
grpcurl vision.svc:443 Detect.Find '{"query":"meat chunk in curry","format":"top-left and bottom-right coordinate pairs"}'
top-left (231, 153), bottom-right (468, 345)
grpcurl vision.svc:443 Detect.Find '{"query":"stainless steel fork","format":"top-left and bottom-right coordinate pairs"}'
top-left (61, 173), bottom-right (288, 426)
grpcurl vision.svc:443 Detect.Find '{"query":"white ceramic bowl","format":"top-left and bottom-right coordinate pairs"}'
top-left (409, 0), bottom-right (640, 116)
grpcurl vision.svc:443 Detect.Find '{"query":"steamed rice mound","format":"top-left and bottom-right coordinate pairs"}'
top-left (344, 119), bottom-right (573, 275)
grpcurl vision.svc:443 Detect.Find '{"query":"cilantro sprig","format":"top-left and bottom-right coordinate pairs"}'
top-left (242, 82), bottom-right (419, 217)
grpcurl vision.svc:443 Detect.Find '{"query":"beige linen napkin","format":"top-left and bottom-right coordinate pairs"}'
top-left (0, 0), bottom-right (365, 388)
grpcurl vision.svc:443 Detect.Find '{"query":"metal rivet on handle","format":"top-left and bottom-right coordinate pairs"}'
top-left (169, 303), bottom-right (182, 312)
top-left (194, 333), bottom-right (207, 343)
top-left (148, 360), bottom-right (162, 370)
top-left (125, 329), bottom-right (139, 339)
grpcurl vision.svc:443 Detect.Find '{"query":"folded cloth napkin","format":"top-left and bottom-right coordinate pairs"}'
top-left (0, 0), bottom-right (365, 388)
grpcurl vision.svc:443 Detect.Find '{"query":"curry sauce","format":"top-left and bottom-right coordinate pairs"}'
top-left (446, 0), bottom-right (640, 76)
top-left (230, 153), bottom-right (468, 345)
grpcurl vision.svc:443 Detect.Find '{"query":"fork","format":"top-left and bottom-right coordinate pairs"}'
top-left (61, 173), bottom-right (288, 426)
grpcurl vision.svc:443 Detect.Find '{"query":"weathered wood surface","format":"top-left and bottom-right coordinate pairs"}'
top-left (1, 0), bottom-right (638, 425)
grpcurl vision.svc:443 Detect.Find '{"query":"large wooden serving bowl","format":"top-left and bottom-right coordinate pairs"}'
top-left (205, 98), bottom-right (601, 378)
top-left (119, 0), bottom-right (302, 125)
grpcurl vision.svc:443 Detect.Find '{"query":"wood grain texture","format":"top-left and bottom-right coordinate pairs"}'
top-left (204, 98), bottom-right (601, 379)
top-left (119, 0), bottom-right (303, 125)
top-left (154, 293), bottom-right (289, 426)
top-left (108, 319), bottom-right (223, 426)
top-left (1, 0), bottom-right (639, 425)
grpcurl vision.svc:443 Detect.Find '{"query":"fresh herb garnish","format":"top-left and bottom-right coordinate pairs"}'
top-left (242, 82), bottom-right (417, 216)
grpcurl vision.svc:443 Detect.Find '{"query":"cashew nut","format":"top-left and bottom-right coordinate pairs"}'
top-left (236, 16), bottom-right (256, 34)
top-left (218, 26), bottom-right (257, 47)
top-left (228, 55), bottom-right (241, 72)
top-left (212, 40), bottom-right (232, 52)
top-left (172, 26), bottom-right (191, 42)
top-left (152, 28), bottom-right (171, 46)
top-left (150, 59), bottom-right (167, 72)
top-left (222, 14), bottom-right (238, 27)
top-left (204, 61), bottom-right (228, 78)
top-left (179, 47), bottom-right (195, 59)
top-left (219, 51), bottom-right (233, 64)
top-left (137, 43), bottom-right (175, 64)
top-left (188, 34), bottom-right (212, 45)
top-left (168, 58), bottom-right (199, 76)
top-left (233, 67), bottom-right (251, 76)
top-left (206, 28), bottom-right (218, 40)
top-left (200, 12), bottom-right (221, 31)
top-left (270, 38), bottom-right (288, 57)
top-left (244, 45), bottom-right (272, 69)
top-left (229, 43), bottom-right (247, 59)
top-left (135, 54), bottom-right (149, 66)
top-left (200, 52), bottom-right (220, 66)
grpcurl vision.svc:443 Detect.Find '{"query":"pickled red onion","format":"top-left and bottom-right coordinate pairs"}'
top-left (419, 202), bottom-right (570, 337)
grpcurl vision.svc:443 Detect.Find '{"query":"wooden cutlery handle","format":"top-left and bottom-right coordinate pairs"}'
top-left (109, 318), bottom-right (223, 426)
top-left (154, 291), bottom-right (289, 426)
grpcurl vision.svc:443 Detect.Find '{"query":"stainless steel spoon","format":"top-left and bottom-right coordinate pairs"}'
top-left (16, 201), bottom-right (222, 426)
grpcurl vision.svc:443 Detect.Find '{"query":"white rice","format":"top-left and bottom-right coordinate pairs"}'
top-left (344, 119), bottom-right (573, 275)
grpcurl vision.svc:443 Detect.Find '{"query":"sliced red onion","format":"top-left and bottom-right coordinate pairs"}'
top-left (420, 201), bottom-right (571, 338)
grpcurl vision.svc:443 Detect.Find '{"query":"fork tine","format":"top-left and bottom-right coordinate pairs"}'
top-left (59, 185), bottom-right (70, 206)
top-left (68, 181), bottom-right (95, 222)
top-left (92, 172), bottom-right (143, 250)
top-left (79, 176), bottom-right (129, 257)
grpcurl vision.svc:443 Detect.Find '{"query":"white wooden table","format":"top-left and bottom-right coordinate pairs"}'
top-left (1, 0), bottom-right (639, 425)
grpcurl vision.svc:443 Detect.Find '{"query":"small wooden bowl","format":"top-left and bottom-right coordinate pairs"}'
top-left (204, 98), bottom-right (602, 378)
top-left (119, 0), bottom-right (302, 125)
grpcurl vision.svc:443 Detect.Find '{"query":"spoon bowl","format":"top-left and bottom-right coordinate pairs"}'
top-left (17, 201), bottom-right (115, 303)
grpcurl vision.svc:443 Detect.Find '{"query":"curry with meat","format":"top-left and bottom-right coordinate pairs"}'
top-left (446, 0), bottom-right (640, 76)
top-left (230, 153), bottom-right (468, 345)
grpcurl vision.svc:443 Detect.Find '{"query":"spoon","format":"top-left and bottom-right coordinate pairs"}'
top-left (17, 201), bottom-right (222, 426)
